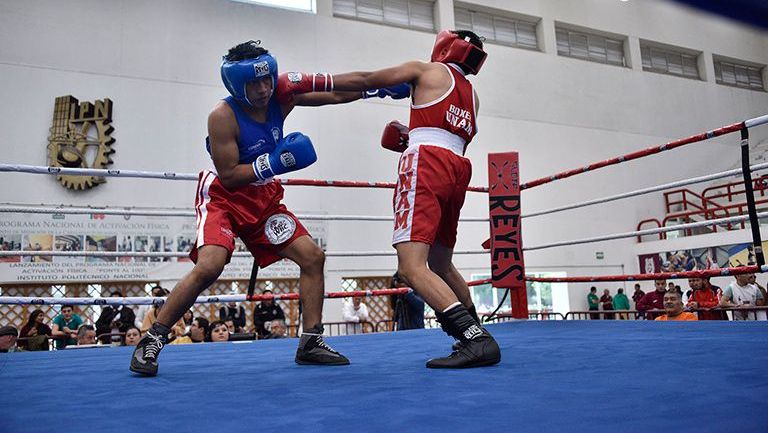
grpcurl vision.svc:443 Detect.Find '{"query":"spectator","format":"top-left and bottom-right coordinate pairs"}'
top-left (224, 319), bottom-right (236, 334)
top-left (208, 320), bottom-right (230, 342)
top-left (265, 319), bottom-right (287, 339)
top-left (637, 279), bottom-right (667, 319)
top-left (613, 288), bottom-right (630, 320)
top-left (135, 284), bottom-right (165, 328)
top-left (219, 292), bottom-right (246, 333)
top-left (51, 306), bottom-right (83, 349)
top-left (587, 287), bottom-right (599, 320)
top-left (95, 290), bottom-right (136, 344)
top-left (747, 274), bottom-right (768, 320)
top-left (656, 291), bottom-right (698, 321)
top-left (171, 317), bottom-right (209, 345)
top-left (391, 272), bottom-right (425, 330)
top-left (342, 296), bottom-right (370, 333)
top-left (76, 324), bottom-right (97, 345)
top-left (142, 301), bottom-right (185, 338)
top-left (632, 283), bottom-right (646, 319)
top-left (721, 273), bottom-right (765, 321)
top-left (686, 278), bottom-right (721, 320)
top-left (0, 325), bottom-right (19, 353)
top-left (253, 290), bottom-right (285, 339)
top-left (668, 282), bottom-right (676, 292)
top-left (124, 326), bottom-right (142, 346)
top-left (600, 289), bottom-right (614, 320)
top-left (182, 309), bottom-right (194, 334)
top-left (18, 309), bottom-right (52, 351)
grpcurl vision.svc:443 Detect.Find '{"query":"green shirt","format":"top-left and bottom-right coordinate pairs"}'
top-left (587, 293), bottom-right (599, 308)
top-left (613, 293), bottom-right (630, 310)
top-left (52, 314), bottom-right (83, 349)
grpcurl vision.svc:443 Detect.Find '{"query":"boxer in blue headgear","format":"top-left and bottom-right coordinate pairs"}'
top-left (130, 40), bottom-right (411, 376)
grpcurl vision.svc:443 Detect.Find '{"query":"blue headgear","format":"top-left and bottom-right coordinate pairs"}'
top-left (220, 53), bottom-right (278, 106)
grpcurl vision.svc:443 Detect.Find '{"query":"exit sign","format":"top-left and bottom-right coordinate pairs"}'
top-left (596, 252), bottom-right (604, 260)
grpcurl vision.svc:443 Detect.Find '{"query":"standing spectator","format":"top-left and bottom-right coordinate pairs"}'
top-left (342, 296), bottom-right (370, 333)
top-left (587, 287), bottom-right (599, 320)
top-left (0, 325), bottom-right (19, 353)
top-left (632, 283), bottom-right (646, 319)
top-left (95, 291), bottom-right (136, 344)
top-left (391, 272), bottom-right (425, 330)
top-left (265, 319), bottom-right (288, 339)
top-left (253, 290), bottom-right (285, 339)
top-left (656, 291), bottom-right (698, 321)
top-left (208, 320), bottom-right (230, 342)
top-left (18, 309), bottom-right (52, 351)
top-left (51, 306), bottom-right (83, 349)
top-left (613, 288), bottom-right (630, 320)
top-left (76, 324), bottom-right (97, 345)
top-left (748, 274), bottom-right (768, 320)
top-left (686, 278), bottom-right (721, 320)
top-left (600, 289), bottom-right (614, 320)
top-left (637, 279), bottom-right (667, 320)
top-left (668, 282), bottom-right (676, 292)
top-left (721, 274), bottom-right (765, 321)
top-left (135, 285), bottom-right (165, 328)
top-left (171, 317), bottom-right (209, 345)
top-left (219, 292), bottom-right (246, 333)
top-left (124, 326), bottom-right (142, 346)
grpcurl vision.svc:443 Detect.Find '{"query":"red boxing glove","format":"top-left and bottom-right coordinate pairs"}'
top-left (276, 72), bottom-right (334, 104)
top-left (381, 121), bottom-right (409, 153)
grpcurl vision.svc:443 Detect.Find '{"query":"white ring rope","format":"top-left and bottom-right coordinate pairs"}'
top-left (0, 164), bottom-right (198, 181)
top-left (524, 211), bottom-right (768, 251)
top-left (0, 249), bottom-right (489, 258)
top-left (0, 205), bottom-right (489, 222)
top-left (523, 162), bottom-right (768, 219)
top-left (745, 114), bottom-right (768, 129)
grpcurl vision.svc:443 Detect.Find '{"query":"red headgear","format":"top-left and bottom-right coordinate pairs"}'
top-left (430, 30), bottom-right (487, 75)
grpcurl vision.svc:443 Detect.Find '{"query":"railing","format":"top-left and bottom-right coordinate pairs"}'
top-left (664, 188), bottom-right (730, 219)
top-left (636, 219), bottom-right (665, 241)
top-left (564, 306), bottom-right (768, 320)
top-left (702, 174), bottom-right (768, 203)
top-left (481, 311), bottom-right (565, 322)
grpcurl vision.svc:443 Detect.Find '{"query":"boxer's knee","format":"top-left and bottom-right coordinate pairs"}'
top-left (297, 243), bottom-right (325, 275)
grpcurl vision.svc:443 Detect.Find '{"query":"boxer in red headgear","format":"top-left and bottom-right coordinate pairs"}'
top-left (332, 30), bottom-right (500, 369)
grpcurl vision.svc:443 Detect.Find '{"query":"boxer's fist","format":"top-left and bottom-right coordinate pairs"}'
top-left (252, 132), bottom-right (317, 181)
top-left (362, 83), bottom-right (411, 100)
top-left (381, 121), bottom-right (409, 153)
top-left (276, 72), bottom-right (333, 104)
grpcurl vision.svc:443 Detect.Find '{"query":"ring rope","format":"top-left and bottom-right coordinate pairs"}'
top-left (520, 115), bottom-right (767, 190)
top-left (0, 249), bottom-right (490, 258)
top-left (525, 264), bottom-right (768, 283)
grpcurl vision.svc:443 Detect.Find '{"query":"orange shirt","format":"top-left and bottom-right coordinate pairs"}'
top-left (655, 312), bottom-right (698, 321)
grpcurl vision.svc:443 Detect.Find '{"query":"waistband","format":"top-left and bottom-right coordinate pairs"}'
top-left (408, 127), bottom-right (466, 156)
top-left (202, 168), bottom-right (274, 187)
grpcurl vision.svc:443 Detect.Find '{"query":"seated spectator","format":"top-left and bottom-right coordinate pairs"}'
top-left (76, 324), bottom-right (97, 345)
top-left (686, 277), bottom-right (722, 320)
top-left (171, 317), bottom-right (209, 345)
top-left (264, 319), bottom-right (287, 339)
top-left (0, 325), bottom-right (19, 353)
top-left (253, 290), bottom-right (285, 339)
top-left (600, 289), bottom-right (614, 320)
top-left (209, 320), bottom-right (230, 343)
top-left (656, 291), bottom-right (698, 321)
top-left (142, 302), bottom-right (186, 338)
top-left (721, 273), bottom-right (765, 321)
top-left (219, 291), bottom-right (246, 333)
top-left (342, 296), bottom-right (370, 333)
top-left (124, 326), bottom-right (142, 346)
top-left (135, 284), bottom-right (166, 328)
top-left (182, 309), bottom-right (194, 334)
top-left (19, 309), bottom-right (52, 351)
top-left (224, 319), bottom-right (236, 334)
top-left (51, 306), bottom-right (83, 349)
top-left (613, 288), bottom-right (630, 320)
top-left (391, 272), bottom-right (425, 330)
top-left (637, 279), bottom-right (667, 319)
top-left (95, 290), bottom-right (136, 344)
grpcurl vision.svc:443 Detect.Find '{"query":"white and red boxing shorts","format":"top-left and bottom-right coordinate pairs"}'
top-left (189, 170), bottom-right (309, 267)
top-left (392, 145), bottom-right (472, 248)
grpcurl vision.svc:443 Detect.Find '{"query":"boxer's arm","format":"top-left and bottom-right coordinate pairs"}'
top-left (332, 61), bottom-right (428, 92)
top-left (207, 104), bottom-right (257, 190)
top-left (293, 91), bottom-right (363, 107)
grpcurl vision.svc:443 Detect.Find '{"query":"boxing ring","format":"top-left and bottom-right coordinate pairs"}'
top-left (2, 114), bottom-right (768, 432)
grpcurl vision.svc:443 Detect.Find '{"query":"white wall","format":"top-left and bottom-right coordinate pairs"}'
top-left (1, 0), bottom-right (767, 318)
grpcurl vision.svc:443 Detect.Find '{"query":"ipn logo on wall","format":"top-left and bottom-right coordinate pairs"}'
top-left (46, 95), bottom-right (115, 190)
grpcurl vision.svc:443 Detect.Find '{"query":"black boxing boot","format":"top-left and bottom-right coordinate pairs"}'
top-left (130, 322), bottom-right (169, 376)
top-left (451, 304), bottom-right (482, 351)
top-left (427, 304), bottom-right (501, 369)
top-left (295, 325), bottom-right (350, 366)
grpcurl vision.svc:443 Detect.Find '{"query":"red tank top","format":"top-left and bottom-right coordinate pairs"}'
top-left (408, 63), bottom-right (477, 152)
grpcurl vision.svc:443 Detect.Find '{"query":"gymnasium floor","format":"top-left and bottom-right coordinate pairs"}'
top-left (1, 321), bottom-right (767, 433)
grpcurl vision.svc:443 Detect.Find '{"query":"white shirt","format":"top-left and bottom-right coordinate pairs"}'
top-left (342, 301), bottom-right (369, 323)
top-left (724, 282), bottom-right (765, 321)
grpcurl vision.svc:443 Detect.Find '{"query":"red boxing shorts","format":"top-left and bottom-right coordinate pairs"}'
top-left (189, 170), bottom-right (309, 267)
top-left (392, 145), bottom-right (472, 248)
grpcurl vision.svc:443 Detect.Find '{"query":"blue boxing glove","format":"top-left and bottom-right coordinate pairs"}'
top-left (362, 83), bottom-right (411, 100)
top-left (252, 132), bottom-right (317, 181)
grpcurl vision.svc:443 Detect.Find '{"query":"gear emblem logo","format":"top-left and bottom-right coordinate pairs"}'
top-left (46, 95), bottom-right (115, 190)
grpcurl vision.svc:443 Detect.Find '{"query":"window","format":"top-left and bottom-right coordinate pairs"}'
top-left (556, 25), bottom-right (625, 66)
top-left (454, 6), bottom-right (539, 50)
top-left (333, 0), bottom-right (435, 31)
top-left (231, 0), bottom-right (315, 13)
top-left (641, 43), bottom-right (700, 79)
top-left (714, 57), bottom-right (765, 91)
